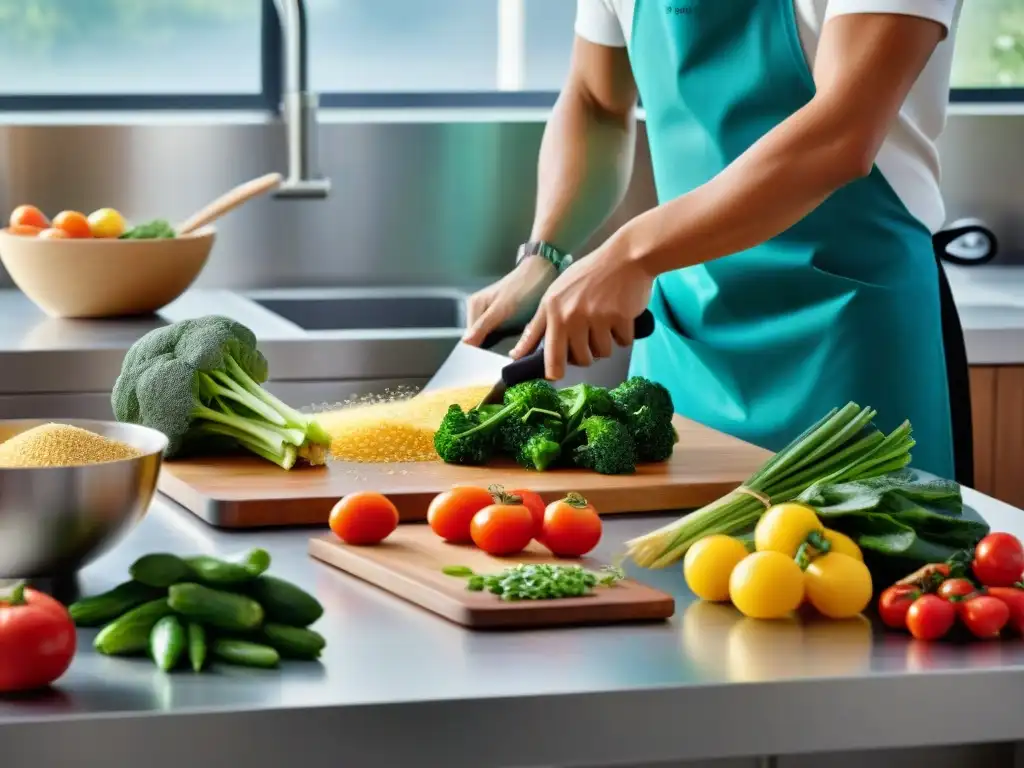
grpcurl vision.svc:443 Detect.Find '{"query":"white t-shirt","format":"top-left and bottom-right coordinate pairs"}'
top-left (575, 0), bottom-right (963, 233)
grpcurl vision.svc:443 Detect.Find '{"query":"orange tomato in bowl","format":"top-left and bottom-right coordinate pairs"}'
top-left (52, 211), bottom-right (92, 239)
top-left (540, 493), bottom-right (602, 557)
top-left (6, 225), bottom-right (42, 237)
top-left (329, 491), bottom-right (399, 546)
top-left (9, 205), bottom-right (49, 230)
top-left (38, 227), bottom-right (69, 240)
top-left (470, 501), bottom-right (534, 556)
top-left (427, 485), bottom-right (494, 543)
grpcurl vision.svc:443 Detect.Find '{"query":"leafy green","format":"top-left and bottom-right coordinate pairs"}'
top-left (798, 469), bottom-right (988, 564)
top-left (120, 219), bottom-right (176, 240)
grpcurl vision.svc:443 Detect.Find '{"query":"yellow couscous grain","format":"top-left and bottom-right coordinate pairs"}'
top-left (318, 385), bottom-right (492, 463)
top-left (0, 423), bottom-right (143, 468)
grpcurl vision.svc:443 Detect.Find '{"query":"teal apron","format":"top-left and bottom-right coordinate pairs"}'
top-left (626, 0), bottom-right (958, 480)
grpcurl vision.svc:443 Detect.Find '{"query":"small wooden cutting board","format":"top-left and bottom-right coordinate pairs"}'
top-left (158, 416), bottom-right (771, 528)
top-left (308, 525), bottom-right (676, 629)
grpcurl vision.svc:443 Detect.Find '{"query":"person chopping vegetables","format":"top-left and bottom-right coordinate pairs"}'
top-left (463, 0), bottom-right (972, 485)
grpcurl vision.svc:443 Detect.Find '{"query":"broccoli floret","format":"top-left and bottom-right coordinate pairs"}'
top-left (571, 415), bottom-right (637, 475)
top-left (435, 380), bottom-right (564, 466)
top-left (496, 380), bottom-right (563, 454)
top-left (610, 376), bottom-right (678, 462)
top-left (433, 405), bottom-right (495, 465)
top-left (514, 424), bottom-right (562, 471)
top-left (111, 316), bottom-right (331, 470)
top-left (558, 383), bottom-right (622, 433)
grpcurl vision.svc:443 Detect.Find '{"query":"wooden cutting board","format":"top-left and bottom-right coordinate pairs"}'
top-left (158, 415), bottom-right (770, 528)
top-left (308, 525), bottom-right (675, 629)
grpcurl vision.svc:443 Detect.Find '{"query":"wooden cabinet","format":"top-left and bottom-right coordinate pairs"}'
top-left (971, 365), bottom-right (1024, 507)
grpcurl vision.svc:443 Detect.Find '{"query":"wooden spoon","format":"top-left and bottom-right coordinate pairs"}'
top-left (176, 172), bottom-right (283, 236)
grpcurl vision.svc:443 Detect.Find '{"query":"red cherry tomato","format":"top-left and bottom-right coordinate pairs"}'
top-left (985, 586), bottom-right (1024, 635)
top-left (972, 533), bottom-right (1024, 588)
top-left (877, 584), bottom-right (920, 630)
top-left (540, 493), bottom-right (602, 558)
top-left (427, 485), bottom-right (494, 543)
top-left (0, 584), bottom-right (76, 693)
top-left (958, 595), bottom-right (1009, 640)
top-left (329, 491), bottom-right (399, 545)
top-left (510, 488), bottom-right (545, 537)
top-left (470, 502), bottom-right (534, 556)
top-left (937, 577), bottom-right (976, 601)
top-left (905, 594), bottom-right (956, 641)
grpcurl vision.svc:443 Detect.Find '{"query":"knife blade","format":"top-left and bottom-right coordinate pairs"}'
top-left (422, 309), bottom-right (657, 406)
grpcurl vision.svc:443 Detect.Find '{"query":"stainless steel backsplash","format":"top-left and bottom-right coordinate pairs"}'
top-left (0, 111), bottom-right (1017, 290)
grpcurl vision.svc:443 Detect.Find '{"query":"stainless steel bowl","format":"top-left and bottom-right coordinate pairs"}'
top-left (0, 419), bottom-right (168, 578)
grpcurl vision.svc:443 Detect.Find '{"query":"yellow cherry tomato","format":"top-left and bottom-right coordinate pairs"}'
top-left (87, 207), bottom-right (127, 238)
top-left (754, 502), bottom-right (823, 557)
top-left (683, 535), bottom-right (749, 602)
top-left (803, 552), bottom-right (873, 619)
top-left (822, 529), bottom-right (863, 561)
top-left (729, 551), bottom-right (805, 620)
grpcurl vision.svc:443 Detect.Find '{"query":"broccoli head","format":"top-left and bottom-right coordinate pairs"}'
top-left (111, 315), bottom-right (331, 470)
top-left (435, 380), bottom-right (564, 466)
top-left (571, 415), bottom-right (637, 475)
top-left (496, 380), bottom-right (563, 454)
top-left (610, 376), bottom-right (678, 462)
top-left (514, 424), bottom-right (562, 471)
top-left (433, 404), bottom-right (496, 465)
top-left (558, 383), bottom-right (622, 432)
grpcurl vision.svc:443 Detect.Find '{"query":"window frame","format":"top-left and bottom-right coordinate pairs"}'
top-left (0, 0), bottom-right (1018, 111)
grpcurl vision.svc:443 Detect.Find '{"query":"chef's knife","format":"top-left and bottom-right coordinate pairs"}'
top-left (422, 309), bottom-right (656, 406)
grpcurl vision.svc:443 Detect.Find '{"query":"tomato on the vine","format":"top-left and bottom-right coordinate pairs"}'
top-left (905, 594), bottom-right (955, 641)
top-left (470, 491), bottom-right (534, 556)
top-left (511, 489), bottom-right (546, 537)
top-left (539, 493), bottom-right (602, 558)
top-left (958, 595), bottom-right (1009, 639)
top-left (877, 584), bottom-right (920, 630)
top-left (937, 578), bottom-right (976, 601)
top-left (972, 533), bottom-right (1024, 588)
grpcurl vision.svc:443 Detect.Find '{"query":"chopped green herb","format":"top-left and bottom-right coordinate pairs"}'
top-left (441, 565), bottom-right (475, 577)
top-left (448, 563), bottom-right (625, 601)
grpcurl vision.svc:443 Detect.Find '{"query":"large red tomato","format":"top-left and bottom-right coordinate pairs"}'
top-left (0, 583), bottom-right (77, 692)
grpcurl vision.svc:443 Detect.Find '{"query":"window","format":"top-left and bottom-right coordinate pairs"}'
top-left (0, 0), bottom-right (1018, 109)
top-left (953, 0), bottom-right (1024, 91)
top-left (0, 0), bottom-right (262, 96)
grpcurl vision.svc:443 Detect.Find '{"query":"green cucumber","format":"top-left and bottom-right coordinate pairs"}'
top-left (260, 623), bottom-right (326, 660)
top-left (94, 598), bottom-right (173, 656)
top-left (130, 553), bottom-right (192, 588)
top-left (149, 615), bottom-right (187, 671)
top-left (211, 639), bottom-right (279, 669)
top-left (68, 580), bottom-right (164, 626)
top-left (246, 575), bottom-right (323, 627)
top-left (187, 622), bottom-right (207, 673)
top-left (184, 548), bottom-right (271, 586)
top-left (168, 583), bottom-right (264, 632)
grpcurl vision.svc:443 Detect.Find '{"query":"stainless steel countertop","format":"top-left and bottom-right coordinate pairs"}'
top-left (4, 488), bottom-right (1024, 767)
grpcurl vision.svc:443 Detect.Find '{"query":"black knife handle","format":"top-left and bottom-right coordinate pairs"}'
top-left (500, 309), bottom-right (656, 388)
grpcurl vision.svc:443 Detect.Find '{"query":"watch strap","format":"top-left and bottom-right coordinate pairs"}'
top-left (516, 240), bottom-right (573, 274)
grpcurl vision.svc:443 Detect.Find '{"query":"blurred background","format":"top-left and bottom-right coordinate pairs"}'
top-left (0, 0), bottom-right (1018, 290)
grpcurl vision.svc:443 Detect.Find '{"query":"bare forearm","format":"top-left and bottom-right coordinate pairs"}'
top-left (530, 82), bottom-right (636, 253)
top-left (620, 95), bottom-right (870, 275)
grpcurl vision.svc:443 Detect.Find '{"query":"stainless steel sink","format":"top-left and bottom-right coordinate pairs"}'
top-left (246, 288), bottom-right (468, 331)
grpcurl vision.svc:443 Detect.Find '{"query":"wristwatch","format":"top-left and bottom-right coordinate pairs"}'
top-left (516, 240), bottom-right (573, 274)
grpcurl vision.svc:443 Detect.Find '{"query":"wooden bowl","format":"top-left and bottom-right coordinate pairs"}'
top-left (0, 227), bottom-right (215, 318)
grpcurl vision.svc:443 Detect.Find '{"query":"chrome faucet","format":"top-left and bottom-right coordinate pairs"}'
top-left (272, 0), bottom-right (331, 198)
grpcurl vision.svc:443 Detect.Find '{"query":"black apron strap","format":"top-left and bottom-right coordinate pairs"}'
top-left (933, 238), bottom-right (974, 487)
